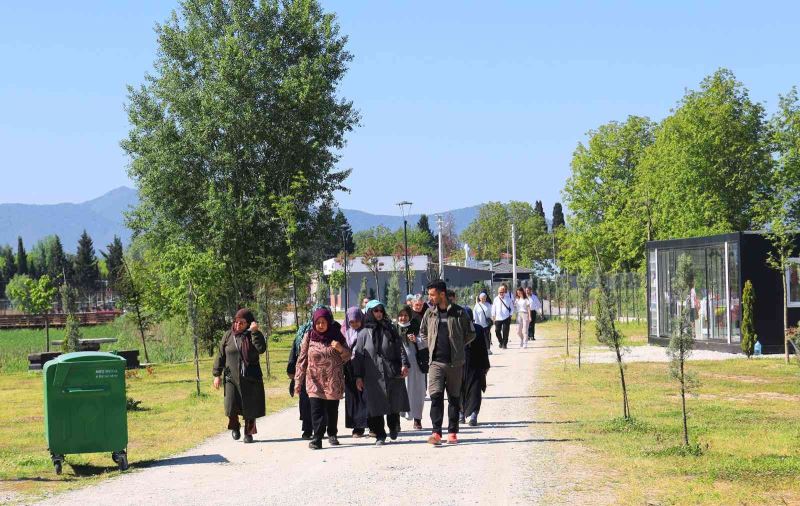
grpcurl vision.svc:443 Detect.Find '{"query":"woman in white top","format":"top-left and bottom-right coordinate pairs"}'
top-left (514, 287), bottom-right (531, 349)
top-left (473, 292), bottom-right (493, 355)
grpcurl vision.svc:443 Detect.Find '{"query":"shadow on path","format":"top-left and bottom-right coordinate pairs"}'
top-left (67, 454), bottom-right (229, 476)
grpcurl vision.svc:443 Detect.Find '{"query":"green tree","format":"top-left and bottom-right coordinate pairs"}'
top-left (461, 201), bottom-right (549, 265)
top-left (102, 236), bottom-right (125, 297)
top-left (357, 275), bottom-right (368, 303)
top-left (333, 209), bottom-right (355, 254)
top-left (73, 230), bottom-right (100, 301)
top-left (316, 275), bottom-right (330, 306)
top-left (46, 235), bottom-right (70, 286)
top-left (667, 254), bottom-right (698, 447)
top-left (417, 214), bottom-right (437, 253)
top-left (1, 246), bottom-right (15, 285)
top-left (741, 280), bottom-right (757, 357)
top-left (562, 116), bottom-right (656, 273)
top-left (637, 68), bottom-right (772, 239)
top-left (123, 0), bottom-right (359, 305)
top-left (534, 201), bottom-right (548, 233)
top-left (386, 268), bottom-right (401, 314)
top-left (594, 263), bottom-right (630, 420)
top-left (60, 284), bottom-right (82, 353)
top-left (551, 203), bottom-right (565, 230)
top-left (16, 237), bottom-right (27, 276)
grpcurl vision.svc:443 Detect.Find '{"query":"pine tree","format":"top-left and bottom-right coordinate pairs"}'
top-left (387, 269), bottom-right (401, 314)
top-left (16, 237), bottom-right (27, 275)
top-left (552, 202), bottom-right (566, 229)
top-left (101, 236), bottom-right (125, 296)
top-left (358, 276), bottom-right (368, 303)
top-left (741, 280), bottom-right (757, 357)
top-left (417, 214), bottom-right (437, 253)
top-left (60, 284), bottom-right (82, 353)
top-left (1, 246), bottom-right (16, 284)
top-left (47, 236), bottom-right (69, 285)
top-left (534, 201), bottom-right (548, 232)
top-left (668, 254), bottom-right (698, 447)
top-left (73, 230), bottom-right (100, 299)
top-left (333, 209), bottom-right (355, 254)
top-left (316, 275), bottom-right (330, 306)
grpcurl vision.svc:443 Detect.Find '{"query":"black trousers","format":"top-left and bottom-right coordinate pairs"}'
top-left (494, 317), bottom-right (511, 347)
top-left (368, 413), bottom-right (400, 441)
top-left (299, 386), bottom-right (313, 433)
top-left (529, 311), bottom-right (537, 338)
top-left (309, 398), bottom-right (339, 443)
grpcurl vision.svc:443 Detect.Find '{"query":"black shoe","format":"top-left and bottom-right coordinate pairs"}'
top-left (375, 439), bottom-right (385, 446)
top-left (328, 436), bottom-right (340, 446)
top-left (231, 429), bottom-right (241, 440)
top-left (243, 434), bottom-right (254, 443)
top-left (308, 440), bottom-right (322, 450)
top-left (459, 413), bottom-right (466, 424)
top-left (352, 429), bottom-right (364, 438)
top-left (301, 430), bottom-right (312, 440)
top-left (468, 416), bottom-right (478, 427)
top-left (389, 430), bottom-right (398, 441)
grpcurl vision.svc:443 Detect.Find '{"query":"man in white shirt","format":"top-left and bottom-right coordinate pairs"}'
top-left (528, 288), bottom-right (542, 341)
top-left (491, 284), bottom-right (513, 349)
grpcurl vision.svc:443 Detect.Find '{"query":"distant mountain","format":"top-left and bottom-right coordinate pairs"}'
top-left (0, 186), bottom-right (138, 251)
top-left (0, 186), bottom-right (482, 250)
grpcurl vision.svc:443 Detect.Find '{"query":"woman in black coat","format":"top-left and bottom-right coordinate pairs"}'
top-left (213, 308), bottom-right (267, 443)
top-left (461, 318), bottom-right (490, 426)
top-left (353, 301), bottom-right (410, 446)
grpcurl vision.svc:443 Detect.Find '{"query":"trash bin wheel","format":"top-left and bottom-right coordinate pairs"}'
top-left (54, 461), bottom-right (62, 475)
top-left (112, 451), bottom-right (128, 471)
top-left (50, 453), bottom-right (64, 475)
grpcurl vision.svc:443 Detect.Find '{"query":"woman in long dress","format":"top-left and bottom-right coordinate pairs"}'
top-left (396, 305), bottom-right (426, 431)
top-left (461, 314), bottom-right (490, 426)
top-left (344, 306), bottom-right (368, 437)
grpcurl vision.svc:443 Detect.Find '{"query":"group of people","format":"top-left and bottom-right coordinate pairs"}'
top-left (212, 280), bottom-right (540, 449)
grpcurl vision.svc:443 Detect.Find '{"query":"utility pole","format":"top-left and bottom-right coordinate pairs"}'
top-left (437, 214), bottom-right (444, 280)
top-left (511, 223), bottom-right (517, 289)
top-left (396, 201), bottom-right (413, 295)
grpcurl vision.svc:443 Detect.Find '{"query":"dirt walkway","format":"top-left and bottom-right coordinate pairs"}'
top-left (36, 328), bottom-right (598, 505)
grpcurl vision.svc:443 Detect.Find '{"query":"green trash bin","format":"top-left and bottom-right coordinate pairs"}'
top-left (43, 352), bottom-right (129, 474)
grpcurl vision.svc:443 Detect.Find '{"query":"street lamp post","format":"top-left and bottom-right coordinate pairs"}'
top-left (396, 201), bottom-right (413, 295)
top-left (341, 226), bottom-right (349, 315)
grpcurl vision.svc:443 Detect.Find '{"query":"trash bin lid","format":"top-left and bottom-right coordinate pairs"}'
top-left (48, 351), bottom-right (127, 364)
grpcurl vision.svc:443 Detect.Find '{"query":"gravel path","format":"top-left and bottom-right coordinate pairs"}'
top-left (35, 327), bottom-right (579, 506)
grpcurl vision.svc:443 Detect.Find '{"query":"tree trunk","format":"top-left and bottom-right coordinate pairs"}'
top-left (785, 279), bottom-right (790, 364)
top-left (680, 357), bottom-right (689, 446)
top-left (615, 344), bottom-right (629, 419)
top-left (45, 314), bottom-right (50, 352)
top-left (577, 301), bottom-right (583, 369)
top-left (136, 305), bottom-right (151, 363)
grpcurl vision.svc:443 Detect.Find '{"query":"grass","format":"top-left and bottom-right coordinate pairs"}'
top-left (0, 326), bottom-right (297, 502)
top-left (0, 325), bottom-right (120, 373)
top-left (530, 317), bottom-right (649, 350)
top-left (534, 321), bottom-right (800, 505)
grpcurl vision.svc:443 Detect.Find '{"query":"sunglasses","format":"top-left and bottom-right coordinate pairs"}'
top-left (373, 308), bottom-right (384, 313)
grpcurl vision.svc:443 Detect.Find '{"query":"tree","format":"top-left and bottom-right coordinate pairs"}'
top-left (461, 201), bottom-right (549, 265)
top-left (102, 236), bottom-right (125, 297)
top-left (1, 246), bottom-right (15, 286)
top-left (534, 201), bottom-right (548, 233)
top-left (417, 214), bottom-right (437, 253)
top-left (386, 268), bottom-right (401, 314)
top-left (755, 86), bottom-right (800, 363)
top-left (16, 237), bottom-right (27, 276)
top-left (595, 262), bottom-right (630, 419)
top-left (637, 69), bottom-right (772, 239)
top-left (741, 280), bottom-right (757, 357)
top-left (333, 209), bottom-right (355, 254)
top-left (360, 247), bottom-right (383, 297)
top-left (551, 203), bottom-right (565, 230)
top-left (46, 235), bottom-right (70, 286)
top-left (357, 276), bottom-right (368, 304)
top-left (60, 284), bottom-right (82, 353)
top-left (561, 116), bottom-right (656, 273)
top-left (316, 275), bottom-right (330, 306)
top-left (123, 0), bottom-right (359, 305)
top-left (667, 254), bottom-right (698, 447)
top-left (73, 230), bottom-right (100, 302)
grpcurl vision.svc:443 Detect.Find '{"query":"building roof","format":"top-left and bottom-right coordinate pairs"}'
top-left (323, 255), bottom-right (429, 275)
top-left (489, 261), bottom-right (534, 275)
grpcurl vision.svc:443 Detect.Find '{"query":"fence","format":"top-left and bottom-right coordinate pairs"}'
top-left (0, 311), bottom-right (122, 329)
top-left (450, 271), bottom-right (647, 324)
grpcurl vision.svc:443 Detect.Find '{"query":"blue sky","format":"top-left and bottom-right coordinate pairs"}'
top-left (1, 1), bottom-right (799, 217)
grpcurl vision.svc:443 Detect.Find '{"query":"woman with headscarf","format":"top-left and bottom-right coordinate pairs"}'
top-left (396, 305), bottom-right (427, 430)
top-left (460, 308), bottom-right (491, 426)
top-left (353, 300), bottom-right (411, 446)
top-left (344, 306), bottom-right (368, 437)
top-left (294, 307), bottom-right (351, 450)
top-left (212, 308), bottom-right (267, 443)
top-left (287, 304), bottom-right (328, 439)
top-left (410, 293), bottom-right (428, 322)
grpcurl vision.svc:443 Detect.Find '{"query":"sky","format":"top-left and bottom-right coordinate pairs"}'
top-left (1, 1), bottom-right (799, 217)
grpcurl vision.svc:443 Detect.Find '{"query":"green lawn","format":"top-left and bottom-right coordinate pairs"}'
top-left (0, 326), bottom-right (296, 502)
top-left (535, 322), bottom-right (800, 505)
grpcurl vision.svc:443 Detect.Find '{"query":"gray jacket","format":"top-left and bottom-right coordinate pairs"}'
top-left (418, 303), bottom-right (476, 367)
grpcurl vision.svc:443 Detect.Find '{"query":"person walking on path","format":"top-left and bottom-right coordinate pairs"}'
top-left (396, 305), bottom-right (427, 431)
top-left (287, 304), bottom-right (327, 439)
top-left (353, 300), bottom-right (410, 446)
top-left (344, 306), bottom-right (368, 437)
top-left (294, 307), bottom-right (351, 450)
top-left (461, 308), bottom-right (491, 426)
top-left (473, 291), bottom-right (493, 355)
top-left (419, 280), bottom-right (476, 445)
top-left (410, 294), bottom-right (428, 322)
top-left (514, 288), bottom-right (532, 349)
top-left (529, 288), bottom-right (542, 341)
top-left (491, 284), bottom-right (513, 349)
top-left (212, 308), bottom-right (267, 444)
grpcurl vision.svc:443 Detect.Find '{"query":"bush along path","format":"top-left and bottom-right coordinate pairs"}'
top-left (34, 325), bottom-right (604, 506)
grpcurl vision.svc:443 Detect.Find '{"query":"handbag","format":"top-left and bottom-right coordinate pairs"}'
top-left (414, 342), bottom-right (430, 374)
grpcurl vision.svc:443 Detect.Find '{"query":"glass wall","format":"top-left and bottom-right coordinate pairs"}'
top-left (648, 240), bottom-right (739, 342)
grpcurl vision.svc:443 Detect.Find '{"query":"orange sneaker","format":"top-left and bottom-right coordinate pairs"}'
top-left (427, 433), bottom-right (442, 446)
top-left (447, 433), bottom-right (458, 444)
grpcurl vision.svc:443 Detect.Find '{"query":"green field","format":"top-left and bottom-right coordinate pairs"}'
top-left (0, 324), bottom-right (296, 502)
top-left (535, 321), bottom-right (800, 505)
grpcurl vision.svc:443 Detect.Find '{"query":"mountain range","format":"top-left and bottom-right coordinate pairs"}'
top-left (0, 187), bottom-right (481, 250)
